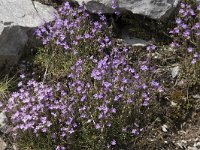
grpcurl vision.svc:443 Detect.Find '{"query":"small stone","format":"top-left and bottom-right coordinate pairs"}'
top-left (188, 146), bottom-right (198, 150)
top-left (171, 101), bottom-right (177, 106)
top-left (192, 95), bottom-right (200, 99)
top-left (177, 142), bottom-right (184, 149)
top-left (0, 138), bottom-right (7, 150)
top-left (194, 142), bottom-right (200, 147)
top-left (161, 124), bottom-right (168, 132)
top-left (181, 140), bottom-right (187, 144)
top-left (171, 65), bottom-right (179, 78)
top-left (13, 144), bottom-right (19, 150)
top-left (0, 112), bottom-right (6, 129)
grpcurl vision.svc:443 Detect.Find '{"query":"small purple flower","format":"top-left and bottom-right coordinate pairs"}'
top-left (189, 9), bottom-right (195, 16)
top-left (102, 81), bottom-right (112, 88)
top-left (127, 99), bottom-right (133, 103)
top-left (111, 140), bottom-right (116, 145)
top-left (18, 81), bottom-right (23, 87)
top-left (134, 74), bottom-right (140, 79)
top-left (131, 129), bottom-right (139, 135)
top-left (181, 23), bottom-right (187, 29)
top-left (98, 113), bottom-right (103, 119)
top-left (140, 65), bottom-right (148, 71)
top-left (176, 18), bottom-right (182, 24)
top-left (187, 47), bottom-right (193, 53)
top-left (68, 128), bottom-right (74, 134)
top-left (95, 123), bottom-right (101, 129)
top-left (100, 15), bottom-right (106, 21)
top-left (111, 108), bottom-right (116, 113)
top-left (84, 33), bottom-right (90, 39)
top-left (191, 59), bottom-right (197, 64)
top-left (174, 27), bottom-right (180, 33)
top-left (183, 30), bottom-right (190, 37)
top-left (80, 95), bottom-right (86, 102)
top-left (197, 5), bottom-right (200, 11)
top-left (194, 52), bottom-right (198, 58)
top-left (104, 36), bottom-right (110, 43)
top-left (20, 74), bottom-right (25, 79)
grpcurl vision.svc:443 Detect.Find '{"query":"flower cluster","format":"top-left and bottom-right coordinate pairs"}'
top-left (4, 75), bottom-right (77, 149)
top-left (34, 1), bottom-right (114, 78)
top-left (35, 1), bottom-right (111, 57)
top-left (3, 1), bottom-right (163, 149)
top-left (169, 2), bottom-right (200, 64)
top-left (4, 48), bottom-right (162, 149)
top-left (111, 0), bottom-right (120, 15)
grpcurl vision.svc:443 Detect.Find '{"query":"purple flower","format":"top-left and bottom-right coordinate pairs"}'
top-left (187, 47), bottom-right (193, 52)
top-left (20, 74), bottom-right (25, 79)
top-left (104, 36), bottom-right (110, 43)
top-left (127, 99), bottom-right (133, 103)
top-left (80, 95), bottom-right (86, 102)
top-left (176, 18), bottom-right (182, 24)
top-left (131, 129), bottom-right (139, 135)
top-left (192, 23), bottom-right (200, 30)
top-left (197, 5), bottom-right (200, 11)
top-left (183, 30), bottom-right (190, 37)
top-left (68, 128), bottom-right (74, 134)
top-left (174, 27), bottom-right (180, 33)
top-left (181, 23), bottom-right (187, 29)
top-left (192, 59), bottom-right (197, 64)
top-left (134, 74), bottom-right (140, 79)
top-left (102, 81), bottom-right (112, 88)
top-left (140, 65), bottom-right (148, 71)
top-left (95, 123), bottom-right (101, 129)
top-left (111, 108), bottom-right (116, 113)
top-left (84, 33), bottom-right (90, 39)
top-left (98, 113), bottom-right (103, 119)
top-left (111, 140), bottom-right (116, 145)
top-left (189, 9), bottom-right (195, 16)
top-left (18, 81), bottom-right (23, 87)
top-left (194, 52), bottom-right (198, 58)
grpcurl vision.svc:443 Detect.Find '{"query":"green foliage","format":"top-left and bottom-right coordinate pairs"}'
top-left (34, 47), bottom-right (75, 79)
top-left (0, 75), bottom-right (13, 98)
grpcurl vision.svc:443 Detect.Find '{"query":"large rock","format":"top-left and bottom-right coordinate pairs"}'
top-left (76, 0), bottom-right (180, 20)
top-left (0, 0), bottom-right (57, 69)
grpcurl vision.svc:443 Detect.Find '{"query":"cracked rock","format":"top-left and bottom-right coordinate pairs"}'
top-left (0, 0), bottom-right (57, 69)
top-left (75, 0), bottom-right (180, 20)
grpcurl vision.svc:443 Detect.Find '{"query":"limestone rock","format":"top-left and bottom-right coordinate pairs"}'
top-left (0, 0), bottom-right (57, 69)
top-left (75, 0), bottom-right (180, 20)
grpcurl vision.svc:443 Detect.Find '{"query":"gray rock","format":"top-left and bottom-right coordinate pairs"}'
top-left (125, 37), bottom-right (148, 47)
top-left (121, 34), bottom-right (148, 47)
top-left (0, 138), bottom-right (7, 150)
top-left (120, 25), bottom-right (148, 47)
top-left (76, 0), bottom-right (180, 20)
top-left (0, 112), bottom-right (7, 130)
top-left (171, 65), bottom-right (180, 79)
top-left (0, 0), bottom-right (57, 69)
top-left (188, 146), bottom-right (198, 150)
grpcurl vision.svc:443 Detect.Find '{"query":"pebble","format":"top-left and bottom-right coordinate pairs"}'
top-left (0, 138), bottom-right (7, 150)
